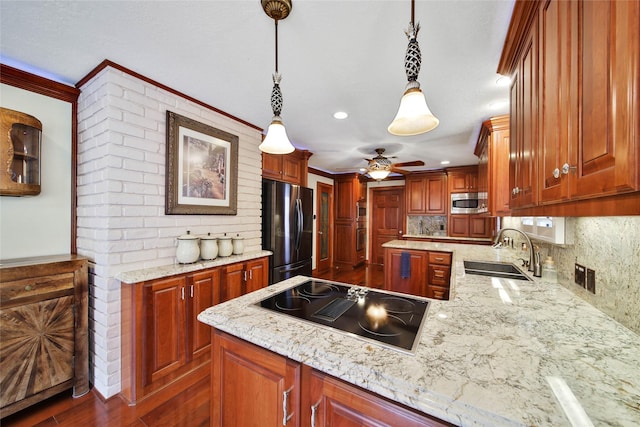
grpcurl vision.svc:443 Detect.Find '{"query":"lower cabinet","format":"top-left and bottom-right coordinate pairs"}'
top-left (0, 255), bottom-right (89, 418)
top-left (211, 330), bottom-right (452, 427)
top-left (384, 248), bottom-right (452, 300)
top-left (121, 256), bottom-right (268, 404)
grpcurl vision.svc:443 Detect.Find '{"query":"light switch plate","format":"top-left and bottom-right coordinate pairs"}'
top-left (575, 264), bottom-right (586, 288)
top-left (586, 268), bottom-right (596, 294)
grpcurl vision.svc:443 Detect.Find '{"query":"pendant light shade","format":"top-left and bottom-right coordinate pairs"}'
top-left (388, 1), bottom-right (439, 136)
top-left (259, 117), bottom-right (293, 154)
top-left (388, 86), bottom-right (439, 136)
top-left (260, 0), bottom-right (295, 155)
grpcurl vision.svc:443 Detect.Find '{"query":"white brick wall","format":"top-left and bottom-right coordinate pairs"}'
top-left (77, 66), bottom-right (263, 398)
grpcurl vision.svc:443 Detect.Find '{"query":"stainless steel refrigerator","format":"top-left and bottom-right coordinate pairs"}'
top-left (262, 179), bottom-right (313, 284)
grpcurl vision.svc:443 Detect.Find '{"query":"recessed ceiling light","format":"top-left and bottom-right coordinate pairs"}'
top-left (440, 160), bottom-right (450, 165)
top-left (333, 111), bottom-right (348, 120)
top-left (496, 75), bottom-right (511, 87)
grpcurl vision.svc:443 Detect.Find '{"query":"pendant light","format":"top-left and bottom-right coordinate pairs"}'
top-left (388, 0), bottom-right (439, 136)
top-left (259, 0), bottom-right (295, 154)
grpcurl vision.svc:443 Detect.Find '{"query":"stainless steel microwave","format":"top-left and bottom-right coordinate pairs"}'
top-left (451, 193), bottom-right (480, 214)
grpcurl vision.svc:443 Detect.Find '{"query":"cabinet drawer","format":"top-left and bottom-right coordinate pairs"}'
top-left (1, 273), bottom-right (75, 307)
top-left (428, 252), bottom-right (451, 265)
top-left (427, 286), bottom-right (450, 301)
top-left (428, 266), bottom-right (451, 287)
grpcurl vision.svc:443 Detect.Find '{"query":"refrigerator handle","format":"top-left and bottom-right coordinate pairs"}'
top-left (295, 199), bottom-right (303, 252)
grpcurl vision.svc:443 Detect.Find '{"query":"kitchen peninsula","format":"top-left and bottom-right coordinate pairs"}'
top-left (198, 242), bottom-right (640, 426)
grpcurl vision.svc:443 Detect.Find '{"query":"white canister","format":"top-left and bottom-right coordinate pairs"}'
top-left (232, 234), bottom-right (244, 255)
top-left (200, 233), bottom-right (218, 260)
top-left (218, 233), bottom-right (233, 257)
top-left (176, 231), bottom-right (200, 264)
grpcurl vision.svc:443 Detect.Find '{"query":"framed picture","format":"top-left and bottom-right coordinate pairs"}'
top-left (165, 111), bottom-right (238, 215)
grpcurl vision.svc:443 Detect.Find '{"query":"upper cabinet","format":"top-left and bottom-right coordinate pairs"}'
top-left (447, 166), bottom-right (478, 193)
top-left (262, 148), bottom-right (312, 186)
top-left (405, 172), bottom-right (447, 215)
top-left (498, 0), bottom-right (640, 215)
top-left (475, 115), bottom-right (511, 216)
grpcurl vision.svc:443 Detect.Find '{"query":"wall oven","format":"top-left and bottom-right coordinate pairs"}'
top-left (451, 193), bottom-right (480, 214)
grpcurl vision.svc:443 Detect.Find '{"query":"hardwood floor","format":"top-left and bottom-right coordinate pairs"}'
top-left (2, 264), bottom-right (384, 427)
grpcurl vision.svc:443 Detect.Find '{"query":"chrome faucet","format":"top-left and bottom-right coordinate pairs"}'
top-left (494, 228), bottom-right (536, 272)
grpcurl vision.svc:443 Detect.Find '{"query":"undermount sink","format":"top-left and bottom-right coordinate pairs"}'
top-left (463, 260), bottom-right (532, 281)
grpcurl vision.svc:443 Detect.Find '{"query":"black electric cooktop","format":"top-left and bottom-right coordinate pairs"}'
top-left (256, 279), bottom-right (430, 354)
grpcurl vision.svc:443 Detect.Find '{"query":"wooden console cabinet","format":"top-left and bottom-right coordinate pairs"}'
top-left (0, 255), bottom-right (89, 418)
top-left (211, 331), bottom-right (451, 427)
top-left (120, 256), bottom-right (268, 404)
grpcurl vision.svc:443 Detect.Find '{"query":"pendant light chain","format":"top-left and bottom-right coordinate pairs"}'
top-left (271, 18), bottom-right (283, 118)
top-left (274, 19), bottom-right (279, 73)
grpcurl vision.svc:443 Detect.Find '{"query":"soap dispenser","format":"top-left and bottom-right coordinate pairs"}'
top-left (541, 256), bottom-right (558, 283)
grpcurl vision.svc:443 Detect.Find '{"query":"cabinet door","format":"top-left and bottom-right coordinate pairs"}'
top-left (262, 152), bottom-right (283, 180)
top-left (220, 263), bottom-right (245, 303)
top-left (448, 215), bottom-right (469, 237)
top-left (0, 295), bottom-right (75, 409)
top-left (406, 176), bottom-right (426, 214)
top-left (384, 249), bottom-right (427, 296)
top-left (282, 155), bottom-right (302, 185)
top-left (305, 368), bottom-right (450, 427)
top-left (571, 0), bottom-right (639, 199)
top-left (511, 14), bottom-right (539, 209)
top-left (212, 331), bottom-right (300, 427)
top-left (188, 269), bottom-right (219, 360)
top-left (448, 173), bottom-right (468, 193)
top-left (469, 216), bottom-right (492, 238)
top-left (143, 276), bottom-right (187, 386)
top-left (334, 177), bottom-right (356, 221)
top-left (245, 258), bottom-right (269, 294)
top-left (426, 175), bottom-right (446, 214)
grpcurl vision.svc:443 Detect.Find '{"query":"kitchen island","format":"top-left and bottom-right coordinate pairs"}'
top-left (198, 241), bottom-right (640, 426)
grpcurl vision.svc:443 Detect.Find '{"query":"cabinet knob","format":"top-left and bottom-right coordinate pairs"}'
top-left (553, 168), bottom-right (561, 179)
top-left (512, 187), bottom-right (520, 195)
top-left (24, 284), bottom-right (32, 291)
top-left (562, 163), bottom-right (577, 175)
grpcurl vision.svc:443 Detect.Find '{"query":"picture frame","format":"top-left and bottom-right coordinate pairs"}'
top-left (165, 111), bottom-right (238, 215)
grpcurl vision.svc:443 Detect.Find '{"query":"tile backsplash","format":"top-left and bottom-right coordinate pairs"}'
top-left (407, 216), bottom-right (447, 236)
top-left (502, 216), bottom-right (640, 334)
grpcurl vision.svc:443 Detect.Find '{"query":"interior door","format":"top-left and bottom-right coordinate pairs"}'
top-left (370, 187), bottom-right (405, 265)
top-left (316, 182), bottom-right (333, 274)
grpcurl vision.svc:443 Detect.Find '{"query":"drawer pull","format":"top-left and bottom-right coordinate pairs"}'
top-left (24, 285), bottom-right (33, 291)
top-left (283, 386), bottom-right (294, 425)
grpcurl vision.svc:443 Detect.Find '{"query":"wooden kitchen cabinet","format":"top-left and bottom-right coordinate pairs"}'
top-left (262, 148), bottom-right (312, 186)
top-left (474, 115), bottom-right (511, 216)
top-left (220, 256), bottom-right (269, 302)
top-left (384, 248), bottom-right (428, 296)
top-left (449, 215), bottom-right (493, 239)
top-left (121, 256), bottom-right (269, 403)
top-left (333, 173), bottom-right (366, 269)
top-left (499, 0), bottom-right (640, 215)
top-left (384, 248), bottom-right (452, 300)
top-left (302, 366), bottom-right (452, 427)
top-left (211, 331), bottom-right (451, 427)
top-left (0, 255), bottom-right (89, 418)
top-left (447, 166), bottom-right (478, 193)
top-left (405, 172), bottom-right (447, 215)
top-left (121, 267), bottom-right (220, 403)
top-left (212, 330), bottom-right (301, 427)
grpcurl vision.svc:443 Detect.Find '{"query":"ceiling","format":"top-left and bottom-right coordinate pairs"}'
top-left (0, 0), bottom-right (514, 176)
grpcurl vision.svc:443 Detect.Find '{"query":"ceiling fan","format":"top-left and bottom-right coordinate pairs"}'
top-left (364, 148), bottom-right (424, 180)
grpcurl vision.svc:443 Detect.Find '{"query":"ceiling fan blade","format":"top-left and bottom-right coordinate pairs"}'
top-left (392, 160), bottom-right (425, 168)
top-left (390, 167), bottom-right (410, 175)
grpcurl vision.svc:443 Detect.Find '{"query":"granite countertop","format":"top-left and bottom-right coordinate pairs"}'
top-left (116, 250), bottom-right (272, 284)
top-left (402, 234), bottom-right (493, 243)
top-left (197, 242), bottom-right (640, 426)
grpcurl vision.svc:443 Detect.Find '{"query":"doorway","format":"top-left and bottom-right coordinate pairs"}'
top-left (370, 186), bottom-right (405, 265)
top-left (316, 182), bottom-right (333, 273)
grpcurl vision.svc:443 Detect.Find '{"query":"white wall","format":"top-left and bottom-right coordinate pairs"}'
top-left (0, 84), bottom-right (72, 259)
top-left (76, 66), bottom-right (263, 398)
top-left (307, 172), bottom-right (333, 270)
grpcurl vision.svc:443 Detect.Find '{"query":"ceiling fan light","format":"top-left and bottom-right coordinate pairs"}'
top-left (259, 118), bottom-right (295, 154)
top-left (368, 169), bottom-right (391, 181)
top-left (388, 87), bottom-right (439, 136)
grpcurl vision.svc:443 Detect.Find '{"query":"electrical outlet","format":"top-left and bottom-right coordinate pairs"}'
top-left (575, 264), bottom-right (586, 288)
top-left (586, 268), bottom-right (596, 294)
